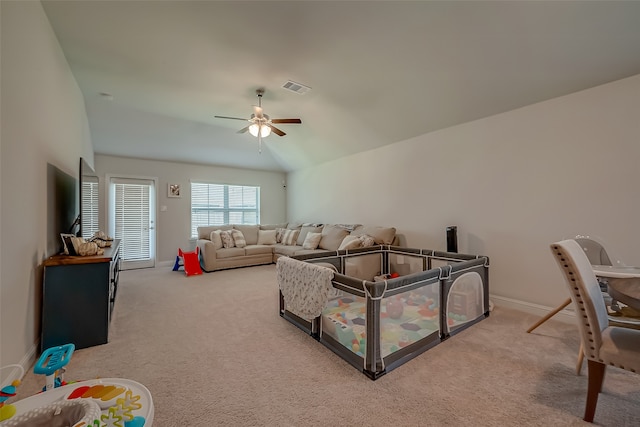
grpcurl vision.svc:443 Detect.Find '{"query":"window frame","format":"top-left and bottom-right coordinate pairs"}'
top-left (190, 182), bottom-right (260, 238)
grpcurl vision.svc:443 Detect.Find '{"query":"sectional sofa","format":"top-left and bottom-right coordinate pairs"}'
top-left (195, 223), bottom-right (398, 276)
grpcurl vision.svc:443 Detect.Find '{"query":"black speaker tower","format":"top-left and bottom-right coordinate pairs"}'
top-left (446, 226), bottom-right (458, 253)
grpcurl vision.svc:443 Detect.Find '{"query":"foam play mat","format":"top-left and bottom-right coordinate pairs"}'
top-left (1, 378), bottom-right (154, 426)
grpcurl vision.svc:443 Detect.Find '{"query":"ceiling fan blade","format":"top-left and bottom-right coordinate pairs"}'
top-left (267, 124), bottom-right (286, 137)
top-left (214, 115), bottom-right (249, 121)
top-left (253, 106), bottom-right (263, 119)
top-left (271, 118), bottom-right (302, 124)
top-left (237, 126), bottom-right (250, 134)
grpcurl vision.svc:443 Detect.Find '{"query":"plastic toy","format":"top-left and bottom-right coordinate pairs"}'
top-left (0, 364), bottom-right (23, 421)
top-left (5, 378), bottom-right (154, 426)
top-left (173, 247), bottom-right (203, 276)
top-left (34, 343), bottom-right (75, 391)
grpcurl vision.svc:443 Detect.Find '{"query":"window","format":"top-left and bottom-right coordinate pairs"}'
top-left (81, 177), bottom-right (99, 238)
top-left (191, 183), bottom-right (260, 237)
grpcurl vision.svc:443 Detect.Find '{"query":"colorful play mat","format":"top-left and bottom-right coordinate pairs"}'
top-left (0, 378), bottom-right (154, 426)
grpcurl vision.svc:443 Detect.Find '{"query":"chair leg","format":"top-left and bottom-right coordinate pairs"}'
top-left (526, 298), bottom-right (572, 333)
top-left (584, 360), bottom-right (606, 422)
top-left (575, 343), bottom-right (584, 375)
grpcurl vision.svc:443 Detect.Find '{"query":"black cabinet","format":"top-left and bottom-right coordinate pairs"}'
top-left (41, 240), bottom-right (121, 351)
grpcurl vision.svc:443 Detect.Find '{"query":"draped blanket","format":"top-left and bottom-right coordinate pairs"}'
top-left (277, 257), bottom-right (335, 321)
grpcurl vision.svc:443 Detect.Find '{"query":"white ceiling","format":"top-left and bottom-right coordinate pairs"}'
top-left (41, 1), bottom-right (640, 172)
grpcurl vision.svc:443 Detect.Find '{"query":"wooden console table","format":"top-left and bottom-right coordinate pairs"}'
top-left (41, 239), bottom-right (121, 351)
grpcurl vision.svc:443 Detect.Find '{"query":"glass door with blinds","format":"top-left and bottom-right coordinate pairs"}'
top-left (107, 176), bottom-right (157, 270)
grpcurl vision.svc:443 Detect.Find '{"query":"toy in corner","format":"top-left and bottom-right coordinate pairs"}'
top-left (34, 343), bottom-right (75, 391)
top-left (173, 247), bottom-right (203, 276)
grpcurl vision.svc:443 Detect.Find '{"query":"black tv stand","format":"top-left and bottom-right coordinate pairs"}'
top-left (41, 239), bottom-right (121, 351)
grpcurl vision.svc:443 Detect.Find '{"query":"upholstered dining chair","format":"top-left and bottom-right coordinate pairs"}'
top-left (550, 239), bottom-right (640, 423)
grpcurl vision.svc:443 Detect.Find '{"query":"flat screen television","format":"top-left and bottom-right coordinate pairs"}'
top-left (46, 163), bottom-right (78, 256)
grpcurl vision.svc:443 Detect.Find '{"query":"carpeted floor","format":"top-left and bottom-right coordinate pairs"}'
top-left (15, 264), bottom-right (640, 426)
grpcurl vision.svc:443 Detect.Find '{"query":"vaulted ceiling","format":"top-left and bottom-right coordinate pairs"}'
top-left (41, 1), bottom-right (640, 172)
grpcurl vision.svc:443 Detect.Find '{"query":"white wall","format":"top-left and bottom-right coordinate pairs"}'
top-left (1, 2), bottom-right (93, 369)
top-left (288, 74), bottom-right (640, 310)
top-left (95, 155), bottom-right (287, 263)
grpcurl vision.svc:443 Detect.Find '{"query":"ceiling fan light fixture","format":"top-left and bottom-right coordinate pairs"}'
top-left (249, 123), bottom-right (271, 138)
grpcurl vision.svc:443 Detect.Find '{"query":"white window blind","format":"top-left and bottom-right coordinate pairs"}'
top-left (191, 183), bottom-right (260, 237)
top-left (81, 177), bottom-right (99, 238)
top-left (113, 179), bottom-right (151, 261)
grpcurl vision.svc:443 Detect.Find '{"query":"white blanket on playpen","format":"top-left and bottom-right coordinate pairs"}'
top-left (277, 257), bottom-right (335, 320)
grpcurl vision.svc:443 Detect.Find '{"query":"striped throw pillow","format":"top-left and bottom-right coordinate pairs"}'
top-left (281, 229), bottom-right (300, 246)
top-left (231, 229), bottom-right (246, 248)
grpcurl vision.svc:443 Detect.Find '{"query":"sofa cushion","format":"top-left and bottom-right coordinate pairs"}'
top-left (351, 225), bottom-right (396, 245)
top-left (244, 245), bottom-right (274, 256)
top-left (197, 225), bottom-right (232, 240)
top-left (257, 229), bottom-right (277, 245)
top-left (209, 230), bottom-right (223, 250)
top-left (281, 229), bottom-right (300, 246)
top-left (260, 223), bottom-right (288, 231)
top-left (319, 225), bottom-right (350, 251)
top-left (216, 247), bottom-right (245, 259)
top-left (231, 229), bottom-right (246, 248)
top-left (233, 225), bottom-right (259, 245)
top-left (297, 225), bottom-right (323, 246)
top-left (273, 244), bottom-right (301, 257)
top-left (220, 230), bottom-right (235, 248)
top-left (287, 223), bottom-right (303, 230)
top-left (338, 235), bottom-right (362, 250)
top-left (302, 232), bottom-right (322, 250)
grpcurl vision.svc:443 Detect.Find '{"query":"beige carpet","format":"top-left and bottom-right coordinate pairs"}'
top-left (15, 264), bottom-right (640, 426)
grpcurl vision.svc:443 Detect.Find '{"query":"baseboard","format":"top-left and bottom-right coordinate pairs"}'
top-left (489, 294), bottom-right (576, 325)
top-left (156, 260), bottom-right (174, 268)
top-left (1, 341), bottom-right (39, 387)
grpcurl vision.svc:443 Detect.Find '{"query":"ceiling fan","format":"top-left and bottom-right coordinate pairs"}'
top-left (214, 89), bottom-right (302, 153)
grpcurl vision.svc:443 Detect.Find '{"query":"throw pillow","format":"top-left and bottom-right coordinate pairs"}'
top-left (220, 230), bottom-right (235, 248)
top-left (351, 225), bottom-right (396, 245)
top-left (281, 229), bottom-right (300, 246)
top-left (257, 229), bottom-right (277, 245)
top-left (275, 227), bottom-right (286, 243)
top-left (359, 234), bottom-right (376, 247)
top-left (296, 225), bottom-right (323, 246)
top-left (302, 232), bottom-right (322, 250)
top-left (318, 224), bottom-right (350, 251)
top-left (231, 229), bottom-right (246, 248)
top-left (209, 230), bottom-right (223, 250)
top-left (338, 235), bottom-right (362, 250)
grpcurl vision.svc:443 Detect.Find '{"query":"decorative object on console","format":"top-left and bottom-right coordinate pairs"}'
top-left (75, 239), bottom-right (104, 256)
top-left (60, 233), bottom-right (77, 256)
top-left (89, 231), bottom-right (113, 248)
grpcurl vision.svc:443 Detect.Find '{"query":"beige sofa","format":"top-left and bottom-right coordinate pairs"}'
top-left (195, 223), bottom-right (398, 274)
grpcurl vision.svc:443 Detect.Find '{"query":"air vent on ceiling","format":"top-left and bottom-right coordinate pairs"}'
top-left (282, 80), bottom-right (311, 95)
